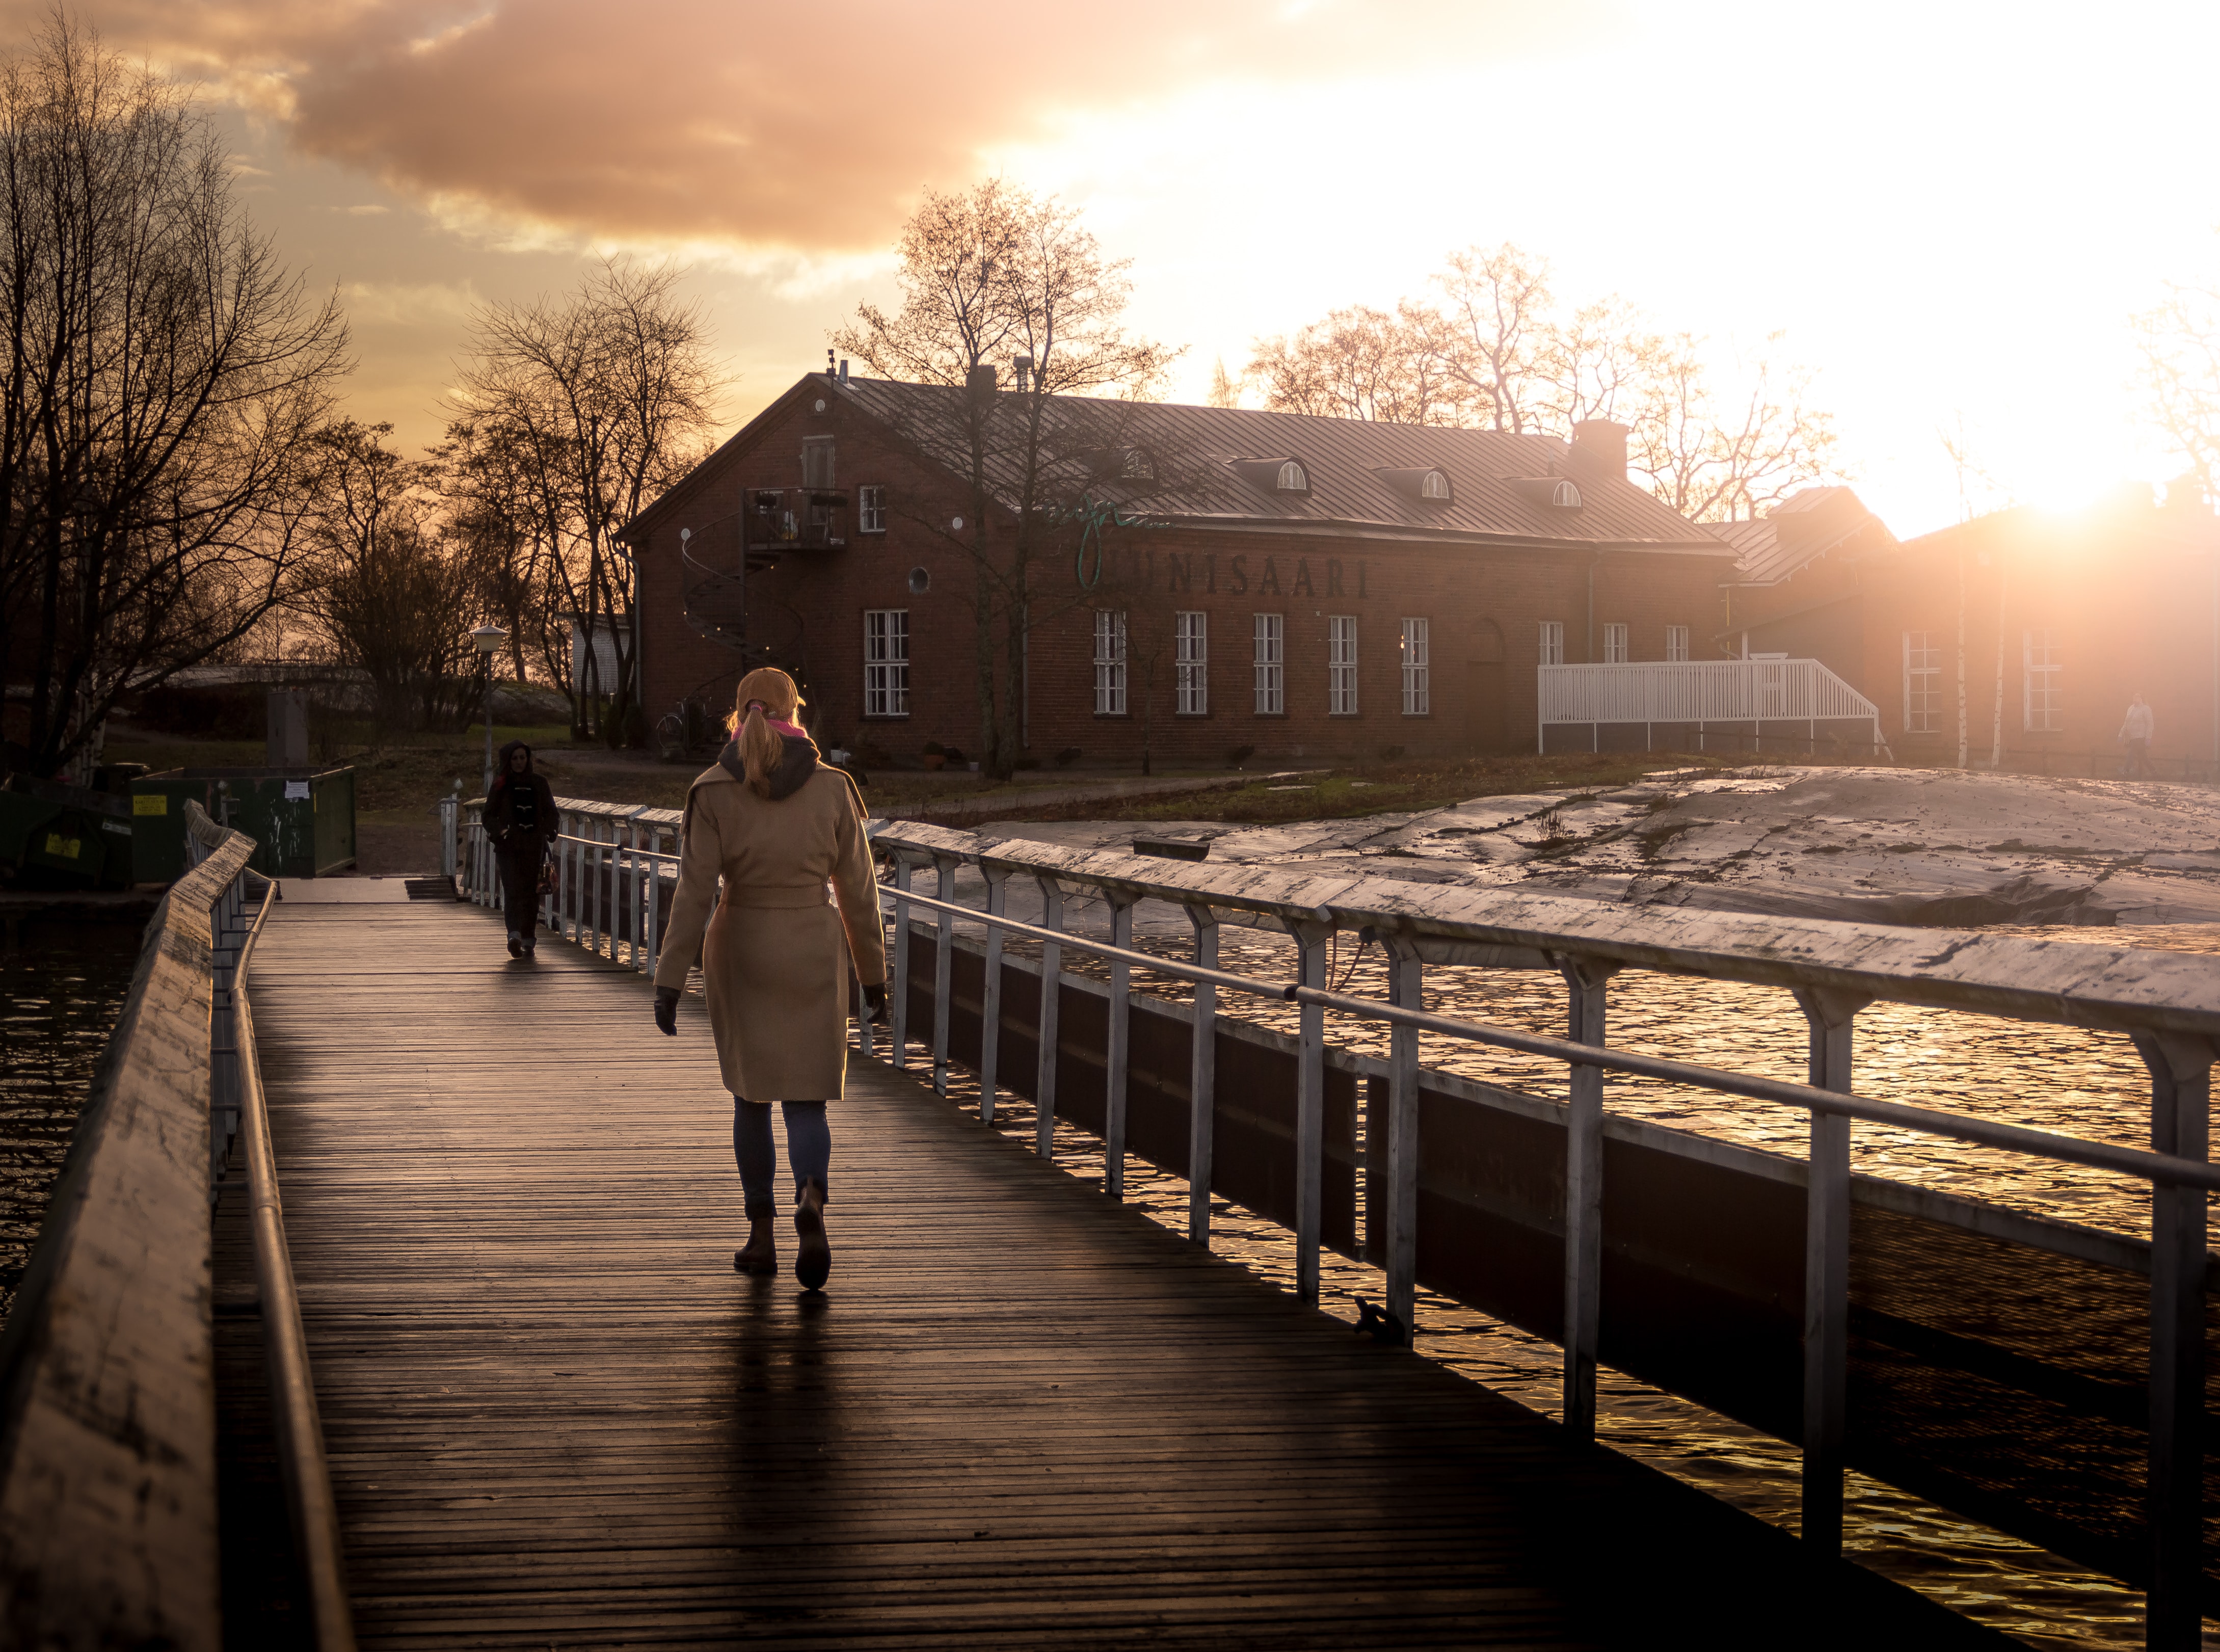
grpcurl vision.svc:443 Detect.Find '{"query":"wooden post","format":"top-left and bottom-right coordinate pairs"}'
top-left (1294, 921), bottom-right (1332, 1307)
top-left (1792, 987), bottom-right (1870, 1555)
top-left (1183, 903), bottom-right (1219, 1246)
top-left (979, 866), bottom-right (1009, 1125)
top-left (1104, 895), bottom-right (1136, 1199)
top-left (930, 855), bottom-right (957, 1096)
top-left (1034, 878), bottom-right (1065, 1159)
top-left (1557, 955), bottom-right (1619, 1442)
top-left (890, 855), bottom-right (914, 1070)
top-left (1385, 936), bottom-right (1424, 1347)
top-left (2133, 1030), bottom-right (2214, 1652)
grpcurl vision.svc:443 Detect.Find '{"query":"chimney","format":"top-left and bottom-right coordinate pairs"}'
top-left (838, 358), bottom-right (849, 385)
top-left (1570, 419), bottom-right (1629, 482)
top-left (967, 363), bottom-right (998, 405)
top-left (1013, 354), bottom-right (1033, 394)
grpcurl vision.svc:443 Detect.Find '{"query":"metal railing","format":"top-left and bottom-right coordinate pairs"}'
top-left (871, 819), bottom-right (2220, 1649)
top-left (1539, 658), bottom-right (1882, 752)
top-left (459, 795), bottom-right (685, 973)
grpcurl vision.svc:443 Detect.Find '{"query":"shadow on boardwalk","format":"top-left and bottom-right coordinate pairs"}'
top-left (244, 899), bottom-right (2015, 1649)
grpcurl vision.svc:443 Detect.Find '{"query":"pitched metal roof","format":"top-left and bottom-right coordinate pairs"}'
top-left (1720, 487), bottom-right (1892, 586)
top-left (660, 374), bottom-right (1731, 556)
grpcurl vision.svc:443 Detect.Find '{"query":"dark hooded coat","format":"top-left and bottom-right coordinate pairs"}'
top-left (483, 740), bottom-right (558, 857)
top-left (654, 733), bottom-right (885, 1100)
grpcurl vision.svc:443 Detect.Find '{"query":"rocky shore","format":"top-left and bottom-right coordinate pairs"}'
top-left (993, 767), bottom-right (2220, 928)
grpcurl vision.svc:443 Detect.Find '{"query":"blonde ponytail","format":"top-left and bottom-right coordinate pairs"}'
top-left (728, 665), bottom-right (808, 798)
top-left (740, 702), bottom-right (783, 796)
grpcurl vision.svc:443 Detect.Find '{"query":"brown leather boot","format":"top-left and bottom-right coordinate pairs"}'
top-left (733, 1216), bottom-right (778, 1276)
top-left (793, 1179), bottom-right (831, 1290)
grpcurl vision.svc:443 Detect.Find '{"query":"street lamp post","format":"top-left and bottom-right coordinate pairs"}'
top-left (471, 623), bottom-right (510, 793)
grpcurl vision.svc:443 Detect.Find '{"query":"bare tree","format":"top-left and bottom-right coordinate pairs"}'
top-left (430, 416), bottom-right (562, 692)
top-left (0, 14), bottom-right (348, 779)
top-left (834, 180), bottom-right (1181, 777)
top-left (1206, 356), bottom-right (1242, 409)
top-left (1247, 302), bottom-right (1469, 425)
top-left (296, 421), bottom-right (482, 735)
top-left (1627, 334), bottom-right (1838, 523)
top-left (2133, 277), bottom-right (2220, 501)
top-left (453, 258), bottom-right (721, 744)
top-left (1431, 243), bottom-right (1556, 434)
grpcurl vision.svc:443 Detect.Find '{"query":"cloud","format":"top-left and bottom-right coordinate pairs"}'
top-left (8, 0), bottom-right (1591, 254)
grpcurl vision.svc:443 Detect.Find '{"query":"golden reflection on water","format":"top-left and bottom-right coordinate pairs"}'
top-left (959, 918), bottom-right (2220, 1649)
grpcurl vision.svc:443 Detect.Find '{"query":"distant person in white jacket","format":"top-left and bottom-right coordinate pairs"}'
top-left (2119, 692), bottom-right (2155, 779)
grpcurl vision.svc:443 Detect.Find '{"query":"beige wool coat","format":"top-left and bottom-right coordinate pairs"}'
top-left (653, 748), bottom-right (886, 1100)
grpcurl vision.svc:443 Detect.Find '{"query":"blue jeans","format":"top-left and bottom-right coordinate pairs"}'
top-left (733, 1099), bottom-right (830, 1219)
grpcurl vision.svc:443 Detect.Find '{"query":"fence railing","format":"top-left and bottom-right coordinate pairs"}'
top-left (1539, 658), bottom-right (1883, 753)
top-left (0, 803), bottom-right (353, 1651)
top-left (870, 818), bottom-right (2220, 1649)
top-left (457, 786), bottom-right (2220, 1643)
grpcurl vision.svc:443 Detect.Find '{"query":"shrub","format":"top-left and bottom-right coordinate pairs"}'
top-left (1227, 743), bottom-right (1256, 768)
top-left (1380, 744), bottom-right (1406, 761)
top-left (922, 740), bottom-right (946, 757)
top-left (854, 740), bottom-right (890, 767)
top-left (1053, 745), bottom-right (1082, 768)
top-left (1014, 756), bottom-right (1042, 770)
top-left (942, 745), bottom-right (966, 765)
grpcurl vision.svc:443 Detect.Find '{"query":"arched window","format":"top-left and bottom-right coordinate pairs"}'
top-left (1421, 469), bottom-right (1450, 500)
top-left (1552, 480), bottom-right (1583, 508)
top-left (1277, 460), bottom-right (1308, 492)
top-left (1122, 448), bottom-right (1154, 480)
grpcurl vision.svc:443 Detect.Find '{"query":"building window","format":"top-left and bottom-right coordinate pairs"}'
top-left (2024, 629), bottom-right (2062, 732)
top-left (1666, 625), bottom-right (1690, 662)
top-left (1277, 460), bottom-right (1308, 492)
top-left (1903, 630), bottom-right (1939, 734)
top-left (1328, 616), bottom-right (1358, 715)
top-left (864, 610), bottom-right (909, 717)
top-left (1603, 623), bottom-right (1628, 664)
top-left (858, 485), bottom-right (886, 533)
top-left (1420, 469), bottom-right (1451, 499)
top-left (1539, 621), bottom-right (1564, 666)
top-left (1253, 614), bottom-right (1285, 714)
top-left (1094, 610), bottom-right (1128, 715)
top-left (1399, 618), bottom-right (1430, 714)
top-left (1175, 611), bottom-right (1208, 715)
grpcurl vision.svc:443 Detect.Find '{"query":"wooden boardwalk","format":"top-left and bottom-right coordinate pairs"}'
top-left (247, 898), bottom-right (2013, 1650)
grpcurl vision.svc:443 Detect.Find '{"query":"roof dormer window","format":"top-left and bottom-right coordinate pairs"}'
top-left (1552, 480), bottom-right (1582, 508)
top-left (1122, 448), bottom-right (1155, 481)
top-left (1421, 470), bottom-right (1450, 500)
top-left (1508, 475), bottom-right (1584, 511)
top-left (1229, 456), bottom-right (1313, 496)
top-left (1277, 460), bottom-right (1307, 492)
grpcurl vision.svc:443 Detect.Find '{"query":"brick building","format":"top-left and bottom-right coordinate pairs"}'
top-left (1730, 487), bottom-right (2220, 771)
top-left (623, 371), bottom-right (1738, 767)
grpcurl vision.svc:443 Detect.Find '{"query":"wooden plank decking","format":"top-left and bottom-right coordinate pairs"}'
top-left (247, 898), bottom-right (2013, 1649)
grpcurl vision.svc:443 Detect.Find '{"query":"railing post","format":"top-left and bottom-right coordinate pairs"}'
top-left (1183, 903), bottom-right (1219, 1246)
top-left (1385, 936), bottom-right (1424, 1347)
top-left (2133, 1030), bottom-right (2214, 1652)
top-left (1104, 893), bottom-right (1136, 1200)
top-left (1557, 954), bottom-right (1619, 1442)
top-left (930, 854), bottom-right (957, 1095)
top-left (1034, 877), bottom-right (1065, 1159)
top-left (978, 865), bottom-right (1010, 1124)
top-left (1294, 919), bottom-right (1332, 1307)
top-left (890, 855), bottom-right (915, 1070)
top-left (1793, 987), bottom-right (1870, 1555)
top-left (644, 822), bottom-right (662, 976)
top-left (439, 792), bottom-right (457, 879)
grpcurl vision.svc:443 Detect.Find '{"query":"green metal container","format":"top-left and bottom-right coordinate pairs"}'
top-left (130, 767), bottom-right (356, 883)
top-left (0, 776), bottom-right (135, 889)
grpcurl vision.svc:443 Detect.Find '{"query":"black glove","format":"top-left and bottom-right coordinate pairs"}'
top-left (654, 986), bottom-right (680, 1036)
top-left (862, 983), bottom-right (889, 1024)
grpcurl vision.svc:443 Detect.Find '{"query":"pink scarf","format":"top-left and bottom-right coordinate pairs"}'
top-left (762, 716), bottom-right (808, 740)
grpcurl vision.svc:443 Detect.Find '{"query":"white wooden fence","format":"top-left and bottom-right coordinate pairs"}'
top-left (1538, 659), bottom-right (1882, 753)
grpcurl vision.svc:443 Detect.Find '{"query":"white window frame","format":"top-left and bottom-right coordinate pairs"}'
top-left (1903, 629), bottom-right (1939, 734)
top-left (864, 609), bottom-right (910, 717)
top-left (858, 485), bottom-right (886, 534)
top-left (1175, 611), bottom-right (1208, 715)
top-left (1665, 625), bottom-right (1690, 662)
top-left (1539, 621), bottom-right (1564, 666)
top-left (1420, 469), bottom-right (1450, 499)
top-left (1400, 618), bottom-right (1430, 715)
top-left (2023, 628), bottom-right (2062, 732)
top-left (1603, 622), bottom-right (1628, 664)
top-left (1253, 614), bottom-right (1285, 714)
top-left (1328, 616), bottom-right (1358, 715)
top-left (1094, 610), bottom-right (1128, 715)
top-left (1277, 460), bottom-right (1307, 491)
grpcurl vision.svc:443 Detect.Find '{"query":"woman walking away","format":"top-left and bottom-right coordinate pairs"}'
top-left (652, 668), bottom-right (887, 1290)
top-left (484, 741), bottom-right (557, 958)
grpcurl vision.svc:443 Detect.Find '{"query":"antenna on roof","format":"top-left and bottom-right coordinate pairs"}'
top-left (825, 349), bottom-right (836, 379)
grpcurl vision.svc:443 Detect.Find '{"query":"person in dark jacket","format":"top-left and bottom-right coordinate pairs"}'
top-left (483, 740), bottom-right (557, 957)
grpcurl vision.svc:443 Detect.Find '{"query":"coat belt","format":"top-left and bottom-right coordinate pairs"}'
top-left (719, 884), bottom-right (833, 910)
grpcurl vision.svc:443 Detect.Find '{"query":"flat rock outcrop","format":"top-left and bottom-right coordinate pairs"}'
top-left (995, 768), bottom-right (2220, 927)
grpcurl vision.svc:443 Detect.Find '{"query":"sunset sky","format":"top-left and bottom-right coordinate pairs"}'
top-left (43, 0), bottom-right (2220, 538)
